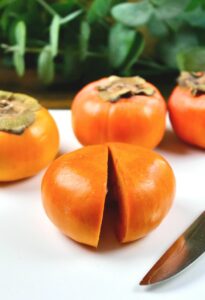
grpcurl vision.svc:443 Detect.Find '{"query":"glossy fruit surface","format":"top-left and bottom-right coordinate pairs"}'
top-left (72, 76), bottom-right (166, 148)
top-left (169, 86), bottom-right (205, 148)
top-left (42, 145), bottom-right (108, 247)
top-left (168, 72), bottom-right (205, 148)
top-left (42, 143), bottom-right (175, 247)
top-left (109, 143), bottom-right (175, 243)
top-left (0, 92), bottom-right (59, 181)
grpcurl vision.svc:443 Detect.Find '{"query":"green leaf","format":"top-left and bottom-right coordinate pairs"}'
top-left (109, 23), bottom-right (144, 70)
top-left (13, 51), bottom-right (25, 77)
top-left (50, 15), bottom-right (61, 57)
top-left (158, 31), bottom-right (198, 68)
top-left (37, 46), bottom-right (54, 84)
top-left (15, 21), bottom-right (26, 55)
top-left (87, 0), bottom-right (113, 23)
top-left (0, 0), bottom-right (15, 9)
top-left (165, 17), bottom-right (184, 32)
top-left (148, 15), bottom-right (168, 37)
top-left (123, 32), bottom-right (144, 72)
top-left (155, 0), bottom-right (191, 19)
top-left (51, 1), bottom-right (78, 16)
top-left (109, 23), bottom-right (136, 68)
top-left (183, 6), bottom-right (205, 28)
top-left (186, 0), bottom-right (203, 10)
top-left (79, 21), bottom-right (90, 60)
top-left (111, 1), bottom-right (153, 27)
top-left (177, 47), bottom-right (205, 71)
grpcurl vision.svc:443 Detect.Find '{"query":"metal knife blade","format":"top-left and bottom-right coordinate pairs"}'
top-left (140, 211), bottom-right (205, 285)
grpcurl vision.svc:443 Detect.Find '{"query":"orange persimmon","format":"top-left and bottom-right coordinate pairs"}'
top-left (42, 143), bottom-right (175, 247)
top-left (0, 91), bottom-right (59, 181)
top-left (72, 76), bottom-right (166, 148)
top-left (168, 72), bottom-right (205, 148)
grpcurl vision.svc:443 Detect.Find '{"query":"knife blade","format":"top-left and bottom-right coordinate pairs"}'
top-left (140, 211), bottom-right (205, 285)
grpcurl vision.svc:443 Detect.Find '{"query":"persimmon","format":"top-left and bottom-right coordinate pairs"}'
top-left (72, 76), bottom-right (166, 149)
top-left (168, 72), bottom-right (205, 148)
top-left (42, 143), bottom-right (175, 247)
top-left (0, 91), bottom-right (59, 181)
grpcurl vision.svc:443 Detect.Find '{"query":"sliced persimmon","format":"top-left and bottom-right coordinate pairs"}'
top-left (42, 145), bottom-right (108, 247)
top-left (108, 143), bottom-right (176, 243)
top-left (42, 143), bottom-right (175, 247)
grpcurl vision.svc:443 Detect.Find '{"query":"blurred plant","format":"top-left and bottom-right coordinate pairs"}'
top-left (0, 0), bottom-right (205, 85)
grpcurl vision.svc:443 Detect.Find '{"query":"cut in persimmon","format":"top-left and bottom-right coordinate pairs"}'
top-left (0, 91), bottom-right (59, 181)
top-left (72, 76), bottom-right (167, 149)
top-left (42, 143), bottom-right (175, 247)
top-left (168, 72), bottom-right (205, 148)
top-left (108, 143), bottom-right (175, 243)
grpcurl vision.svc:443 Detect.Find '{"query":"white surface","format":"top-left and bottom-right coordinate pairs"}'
top-left (1, 110), bottom-right (205, 300)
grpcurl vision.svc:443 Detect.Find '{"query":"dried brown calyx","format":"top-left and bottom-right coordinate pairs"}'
top-left (0, 91), bottom-right (41, 135)
top-left (97, 76), bottom-right (155, 102)
top-left (178, 72), bottom-right (205, 96)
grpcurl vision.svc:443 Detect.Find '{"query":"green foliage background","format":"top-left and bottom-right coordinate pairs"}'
top-left (0, 0), bottom-right (205, 85)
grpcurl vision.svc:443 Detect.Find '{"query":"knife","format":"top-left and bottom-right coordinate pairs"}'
top-left (140, 211), bottom-right (205, 285)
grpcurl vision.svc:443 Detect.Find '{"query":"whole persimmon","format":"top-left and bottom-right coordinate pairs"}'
top-left (72, 76), bottom-right (166, 148)
top-left (42, 143), bottom-right (175, 247)
top-left (0, 91), bottom-right (59, 181)
top-left (168, 72), bottom-right (205, 148)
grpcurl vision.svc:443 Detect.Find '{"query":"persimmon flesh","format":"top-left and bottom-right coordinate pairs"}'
top-left (42, 143), bottom-right (175, 247)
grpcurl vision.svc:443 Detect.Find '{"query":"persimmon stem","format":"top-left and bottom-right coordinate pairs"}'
top-left (97, 76), bottom-right (155, 102)
top-left (0, 91), bottom-right (41, 134)
top-left (178, 72), bottom-right (205, 96)
top-left (0, 100), bottom-right (12, 112)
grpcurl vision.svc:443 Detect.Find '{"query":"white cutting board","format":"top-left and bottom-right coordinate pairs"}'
top-left (0, 110), bottom-right (205, 300)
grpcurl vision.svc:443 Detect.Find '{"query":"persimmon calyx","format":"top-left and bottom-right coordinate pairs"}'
top-left (97, 76), bottom-right (155, 102)
top-left (0, 91), bottom-right (41, 134)
top-left (178, 72), bottom-right (205, 96)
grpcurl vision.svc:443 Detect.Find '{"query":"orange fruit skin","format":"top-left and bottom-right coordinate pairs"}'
top-left (72, 78), bottom-right (167, 149)
top-left (42, 145), bottom-right (108, 247)
top-left (41, 143), bottom-right (175, 247)
top-left (168, 86), bottom-right (205, 148)
top-left (0, 107), bottom-right (59, 181)
top-left (108, 143), bottom-right (176, 243)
